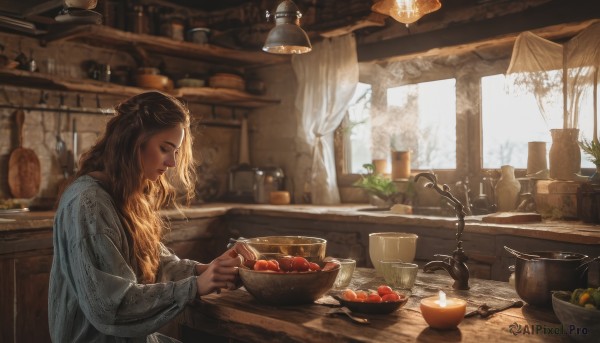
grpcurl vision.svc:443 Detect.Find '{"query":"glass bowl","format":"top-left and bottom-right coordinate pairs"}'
top-left (241, 236), bottom-right (327, 263)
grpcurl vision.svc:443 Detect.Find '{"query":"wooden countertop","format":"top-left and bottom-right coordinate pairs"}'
top-left (183, 268), bottom-right (567, 343)
top-left (1, 203), bottom-right (599, 245)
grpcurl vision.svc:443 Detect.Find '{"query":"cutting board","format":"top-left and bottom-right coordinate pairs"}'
top-left (482, 212), bottom-right (542, 224)
top-left (8, 109), bottom-right (41, 198)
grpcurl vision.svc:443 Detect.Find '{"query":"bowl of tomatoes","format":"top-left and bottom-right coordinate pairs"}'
top-left (239, 256), bottom-right (341, 306)
top-left (333, 285), bottom-right (409, 314)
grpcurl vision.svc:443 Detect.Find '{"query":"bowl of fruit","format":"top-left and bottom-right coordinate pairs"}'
top-left (240, 236), bottom-right (327, 263)
top-left (334, 285), bottom-right (409, 314)
top-left (552, 288), bottom-right (600, 342)
top-left (238, 255), bottom-right (341, 305)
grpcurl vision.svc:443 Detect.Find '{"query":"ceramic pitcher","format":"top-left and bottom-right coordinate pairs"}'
top-left (495, 165), bottom-right (521, 212)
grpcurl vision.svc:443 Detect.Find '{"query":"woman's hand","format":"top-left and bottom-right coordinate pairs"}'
top-left (195, 248), bottom-right (242, 297)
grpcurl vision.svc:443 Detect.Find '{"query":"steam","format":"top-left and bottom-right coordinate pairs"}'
top-left (362, 58), bottom-right (436, 160)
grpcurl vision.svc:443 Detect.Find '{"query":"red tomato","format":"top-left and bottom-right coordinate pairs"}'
top-left (382, 293), bottom-right (400, 302)
top-left (355, 290), bottom-right (368, 302)
top-left (291, 256), bottom-right (310, 272)
top-left (342, 289), bottom-right (357, 301)
top-left (253, 259), bottom-right (269, 271)
top-left (278, 256), bottom-right (294, 271)
top-left (377, 285), bottom-right (394, 297)
top-left (366, 293), bottom-right (382, 303)
top-left (267, 259), bottom-right (280, 272)
top-left (308, 262), bottom-right (321, 271)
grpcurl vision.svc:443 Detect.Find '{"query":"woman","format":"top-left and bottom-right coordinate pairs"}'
top-left (49, 91), bottom-right (242, 342)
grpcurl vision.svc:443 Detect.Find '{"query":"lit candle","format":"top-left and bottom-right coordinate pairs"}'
top-left (420, 290), bottom-right (467, 329)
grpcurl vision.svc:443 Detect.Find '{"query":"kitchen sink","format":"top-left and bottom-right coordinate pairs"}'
top-left (357, 206), bottom-right (458, 218)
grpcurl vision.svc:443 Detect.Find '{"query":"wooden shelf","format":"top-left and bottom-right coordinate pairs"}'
top-left (0, 68), bottom-right (280, 109)
top-left (41, 25), bottom-right (289, 68)
top-left (174, 87), bottom-right (279, 108)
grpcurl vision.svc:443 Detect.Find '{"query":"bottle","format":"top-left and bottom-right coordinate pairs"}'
top-left (495, 165), bottom-right (521, 212)
top-left (128, 5), bottom-right (149, 34)
top-left (471, 182), bottom-right (490, 215)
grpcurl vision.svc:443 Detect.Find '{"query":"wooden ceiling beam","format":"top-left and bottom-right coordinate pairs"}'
top-left (357, 0), bottom-right (599, 63)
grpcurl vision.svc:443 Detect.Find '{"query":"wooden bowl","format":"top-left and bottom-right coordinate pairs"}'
top-left (209, 73), bottom-right (245, 91)
top-left (239, 264), bottom-right (340, 306)
top-left (134, 74), bottom-right (170, 91)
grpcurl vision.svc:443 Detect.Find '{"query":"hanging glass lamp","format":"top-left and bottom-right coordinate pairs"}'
top-left (372, 0), bottom-right (442, 27)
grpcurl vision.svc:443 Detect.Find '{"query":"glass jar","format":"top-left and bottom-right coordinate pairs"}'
top-left (160, 14), bottom-right (185, 41)
top-left (127, 5), bottom-right (149, 34)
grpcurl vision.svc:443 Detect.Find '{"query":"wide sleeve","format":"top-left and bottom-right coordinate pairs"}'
top-left (156, 243), bottom-right (200, 282)
top-left (68, 198), bottom-right (198, 338)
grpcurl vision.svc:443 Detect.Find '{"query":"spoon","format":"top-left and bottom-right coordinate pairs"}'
top-left (228, 238), bottom-right (263, 268)
top-left (327, 307), bottom-right (370, 325)
top-left (504, 246), bottom-right (540, 260)
top-left (465, 300), bottom-right (524, 318)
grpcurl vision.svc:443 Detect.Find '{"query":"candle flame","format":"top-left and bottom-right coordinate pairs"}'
top-left (438, 290), bottom-right (447, 307)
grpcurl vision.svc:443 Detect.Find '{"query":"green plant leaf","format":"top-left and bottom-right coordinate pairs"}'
top-left (579, 138), bottom-right (600, 166)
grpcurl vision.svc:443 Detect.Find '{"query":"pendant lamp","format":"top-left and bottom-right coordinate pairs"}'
top-left (372, 0), bottom-right (441, 27)
top-left (263, 0), bottom-right (312, 54)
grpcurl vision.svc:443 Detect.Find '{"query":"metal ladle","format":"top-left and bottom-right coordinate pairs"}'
top-left (465, 300), bottom-right (524, 318)
top-left (504, 246), bottom-right (541, 260)
top-left (327, 307), bottom-right (370, 325)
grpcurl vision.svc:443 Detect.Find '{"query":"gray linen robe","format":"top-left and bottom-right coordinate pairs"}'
top-left (49, 175), bottom-right (199, 343)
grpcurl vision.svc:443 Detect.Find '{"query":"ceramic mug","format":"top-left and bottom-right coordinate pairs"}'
top-left (369, 232), bottom-right (418, 275)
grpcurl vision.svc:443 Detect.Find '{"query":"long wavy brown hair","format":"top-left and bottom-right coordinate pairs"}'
top-left (74, 91), bottom-right (196, 283)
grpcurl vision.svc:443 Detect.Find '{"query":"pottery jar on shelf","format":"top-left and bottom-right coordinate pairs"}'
top-left (549, 128), bottom-right (581, 181)
top-left (495, 165), bottom-right (521, 212)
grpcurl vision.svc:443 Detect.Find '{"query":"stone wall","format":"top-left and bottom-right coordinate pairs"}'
top-left (0, 30), bottom-right (518, 207)
top-left (0, 31), bottom-right (242, 204)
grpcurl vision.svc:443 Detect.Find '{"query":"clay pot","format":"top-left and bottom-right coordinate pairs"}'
top-left (549, 128), bottom-right (581, 180)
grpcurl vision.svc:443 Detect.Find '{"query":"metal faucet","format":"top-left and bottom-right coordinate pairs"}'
top-left (415, 172), bottom-right (470, 290)
top-left (455, 176), bottom-right (473, 216)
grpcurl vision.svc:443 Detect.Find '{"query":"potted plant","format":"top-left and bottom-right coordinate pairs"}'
top-left (579, 138), bottom-right (600, 183)
top-left (353, 163), bottom-right (407, 208)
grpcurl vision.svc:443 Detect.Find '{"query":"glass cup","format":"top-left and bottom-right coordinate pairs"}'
top-left (333, 258), bottom-right (356, 289)
top-left (369, 232), bottom-right (418, 275)
top-left (379, 260), bottom-right (418, 289)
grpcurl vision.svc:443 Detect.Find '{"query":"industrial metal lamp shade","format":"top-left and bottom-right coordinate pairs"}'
top-left (372, 0), bottom-right (441, 26)
top-left (263, 0), bottom-right (312, 54)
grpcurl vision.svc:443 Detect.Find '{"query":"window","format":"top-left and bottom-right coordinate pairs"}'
top-left (481, 74), bottom-right (595, 169)
top-left (346, 83), bottom-right (373, 173)
top-left (345, 79), bottom-right (457, 174)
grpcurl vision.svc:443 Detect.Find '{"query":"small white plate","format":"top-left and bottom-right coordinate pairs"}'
top-left (55, 10), bottom-right (102, 24)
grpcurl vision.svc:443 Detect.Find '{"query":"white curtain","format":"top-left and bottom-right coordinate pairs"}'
top-left (506, 21), bottom-right (600, 131)
top-left (292, 34), bottom-right (358, 205)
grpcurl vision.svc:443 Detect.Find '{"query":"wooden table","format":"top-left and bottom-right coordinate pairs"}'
top-left (183, 268), bottom-right (574, 343)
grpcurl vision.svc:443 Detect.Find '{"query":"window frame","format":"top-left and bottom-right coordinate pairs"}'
top-left (336, 56), bottom-right (596, 198)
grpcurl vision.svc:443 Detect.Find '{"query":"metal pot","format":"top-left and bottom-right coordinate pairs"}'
top-left (513, 251), bottom-right (591, 307)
